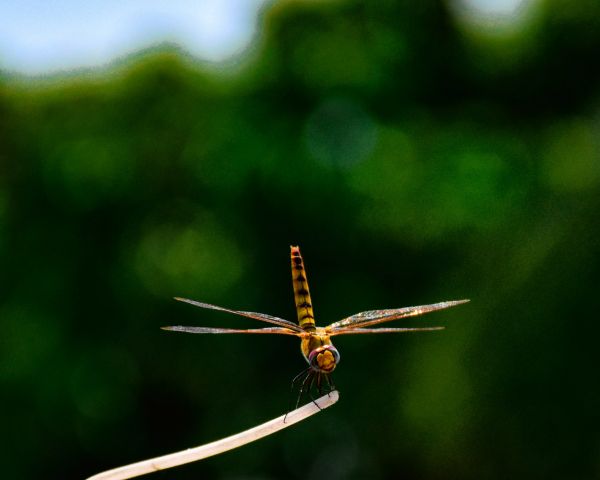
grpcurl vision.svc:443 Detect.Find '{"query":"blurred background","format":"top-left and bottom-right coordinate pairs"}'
top-left (1, 0), bottom-right (599, 478)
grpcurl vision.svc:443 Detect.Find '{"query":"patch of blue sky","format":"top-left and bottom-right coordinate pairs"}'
top-left (0, 0), bottom-right (266, 75)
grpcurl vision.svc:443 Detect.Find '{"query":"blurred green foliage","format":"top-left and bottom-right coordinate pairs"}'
top-left (1, 1), bottom-right (600, 479)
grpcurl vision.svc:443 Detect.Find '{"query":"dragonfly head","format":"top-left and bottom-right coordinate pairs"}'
top-left (308, 345), bottom-right (340, 373)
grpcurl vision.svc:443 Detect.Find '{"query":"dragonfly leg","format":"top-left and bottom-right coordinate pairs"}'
top-left (288, 368), bottom-right (309, 410)
top-left (324, 374), bottom-right (335, 396)
top-left (307, 373), bottom-right (323, 410)
top-left (284, 368), bottom-right (313, 423)
top-left (290, 367), bottom-right (310, 390)
top-left (297, 370), bottom-right (315, 409)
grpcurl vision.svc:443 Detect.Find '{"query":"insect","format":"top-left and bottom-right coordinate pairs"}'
top-left (163, 246), bottom-right (469, 408)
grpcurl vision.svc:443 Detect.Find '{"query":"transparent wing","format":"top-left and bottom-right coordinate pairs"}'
top-left (161, 326), bottom-right (300, 335)
top-left (327, 299), bottom-right (469, 330)
top-left (175, 297), bottom-right (304, 332)
top-left (329, 326), bottom-right (445, 336)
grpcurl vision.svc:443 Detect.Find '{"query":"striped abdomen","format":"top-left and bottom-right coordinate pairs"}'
top-left (290, 246), bottom-right (315, 331)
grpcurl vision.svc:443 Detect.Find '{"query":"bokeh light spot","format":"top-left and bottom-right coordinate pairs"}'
top-left (401, 340), bottom-right (473, 456)
top-left (542, 118), bottom-right (600, 192)
top-left (43, 137), bottom-right (134, 210)
top-left (305, 98), bottom-right (378, 168)
top-left (134, 217), bottom-right (244, 298)
top-left (348, 125), bottom-right (524, 241)
top-left (449, 0), bottom-right (540, 32)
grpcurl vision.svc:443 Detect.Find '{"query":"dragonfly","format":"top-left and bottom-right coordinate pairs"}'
top-left (163, 246), bottom-right (469, 408)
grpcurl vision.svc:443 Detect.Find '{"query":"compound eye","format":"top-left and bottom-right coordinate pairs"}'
top-left (331, 348), bottom-right (341, 364)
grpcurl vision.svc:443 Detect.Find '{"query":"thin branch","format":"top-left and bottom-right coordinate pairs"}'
top-left (86, 390), bottom-right (339, 480)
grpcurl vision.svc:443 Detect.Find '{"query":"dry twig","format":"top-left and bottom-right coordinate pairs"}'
top-left (86, 390), bottom-right (339, 480)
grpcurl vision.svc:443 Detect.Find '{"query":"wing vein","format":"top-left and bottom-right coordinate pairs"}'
top-left (327, 299), bottom-right (469, 330)
top-left (174, 297), bottom-right (303, 332)
top-left (330, 326), bottom-right (445, 336)
top-left (162, 326), bottom-right (300, 335)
